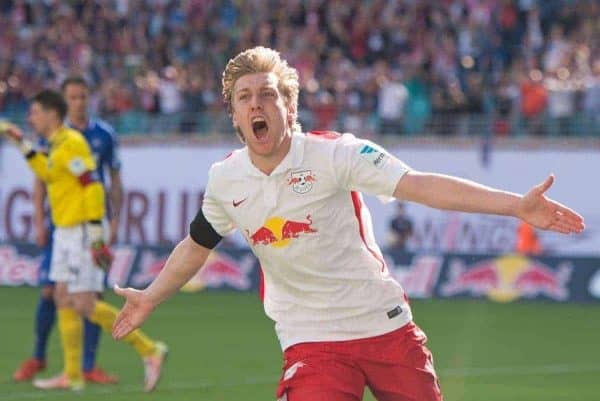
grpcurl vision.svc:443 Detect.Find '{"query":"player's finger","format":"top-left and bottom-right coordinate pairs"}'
top-left (553, 203), bottom-right (584, 226)
top-left (112, 314), bottom-right (131, 340)
top-left (114, 284), bottom-right (127, 298)
top-left (535, 174), bottom-right (554, 195)
top-left (112, 307), bottom-right (125, 330)
top-left (548, 222), bottom-right (572, 234)
top-left (555, 215), bottom-right (584, 233)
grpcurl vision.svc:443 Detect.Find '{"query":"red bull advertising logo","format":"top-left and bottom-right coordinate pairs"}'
top-left (441, 255), bottom-right (572, 302)
top-left (182, 252), bottom-right (254, 292)
top-left (0, 245), bottom-right (40, 286)
top-left (246, 215), bottom-right (317, 248)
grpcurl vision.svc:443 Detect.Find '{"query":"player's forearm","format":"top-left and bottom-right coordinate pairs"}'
top-left (109, 172), bottom-right (123, 222)
top-left (32, 179), bottom-right (47, 225)
top-left (143, 235), bottom-right (211, 305)
top-left (395, 171), bottom-right (521, 217)
top-left (26, 153), bottom-right (51, 182)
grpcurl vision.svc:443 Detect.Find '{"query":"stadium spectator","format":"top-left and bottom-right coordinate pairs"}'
top-left (387, 202), bottom-right (414, 251)
top-left (0, 1), bottom-right (598, 136)
top-left (515, 221), bottom-right (543, 255)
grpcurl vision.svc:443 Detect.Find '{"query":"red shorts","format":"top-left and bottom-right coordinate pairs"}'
top-left (276, 322), bottom-right (442, 401)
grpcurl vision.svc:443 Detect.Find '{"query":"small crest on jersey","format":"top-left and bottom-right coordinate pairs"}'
top-left (288, 170), bottom-right (316, 194)
top-left (359, 144), bottom-right (388, 169)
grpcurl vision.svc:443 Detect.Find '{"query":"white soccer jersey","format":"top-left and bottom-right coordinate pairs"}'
top-left (202, 131), bottom-right (413, 350)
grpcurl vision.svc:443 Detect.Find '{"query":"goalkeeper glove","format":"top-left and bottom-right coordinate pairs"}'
top-left (86, 221), bottom-right (114, 271)
top-left (0, 120), bottom-right (34, 156)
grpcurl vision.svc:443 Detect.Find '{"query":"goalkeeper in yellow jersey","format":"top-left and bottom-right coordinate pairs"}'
top-left (0, 90), bottom-right (167, 392)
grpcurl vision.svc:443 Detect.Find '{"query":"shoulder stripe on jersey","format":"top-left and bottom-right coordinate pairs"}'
top-left (307, 130), bottom-right (341, 140)
top-left (350, 191), bottom-right (386, 272)
top-left (95, 119), bottom-right (117, 137)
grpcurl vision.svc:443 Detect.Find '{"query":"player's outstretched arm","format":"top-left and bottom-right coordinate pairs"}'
top-left (394, 172), bottom-right (584, 234)
top-left (112, 235), bottom-right (210, 340)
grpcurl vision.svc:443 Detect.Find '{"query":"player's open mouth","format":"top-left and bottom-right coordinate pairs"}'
top-left (252, 117), bottom-right (268, 140)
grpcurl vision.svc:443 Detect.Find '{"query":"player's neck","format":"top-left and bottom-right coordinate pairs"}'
top-left (44, 122), bottom-right (64, 139)
top-left (68, 115), bottom-right (88, 131)
top-left (249, 132), bottom-right (293, 176)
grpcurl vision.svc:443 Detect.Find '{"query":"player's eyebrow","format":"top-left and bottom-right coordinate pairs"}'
top-left (235, 83), bottom-right (276, 94)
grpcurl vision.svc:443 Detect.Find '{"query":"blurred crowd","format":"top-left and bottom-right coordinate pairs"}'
top-left (0, 0), bottom-right (599, 136)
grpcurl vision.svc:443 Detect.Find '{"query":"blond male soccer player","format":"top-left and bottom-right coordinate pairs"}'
top-left (111, 47), bottom-right (584, 401)
top-left (1, 90), bottom-right (166, 392)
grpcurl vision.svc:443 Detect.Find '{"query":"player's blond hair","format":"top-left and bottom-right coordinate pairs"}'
top-left (222, 46), bottom-right (301, 142)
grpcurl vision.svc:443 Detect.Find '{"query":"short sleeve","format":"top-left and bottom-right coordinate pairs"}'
top-left (201, 166), bottom-right (236, 236)
top-left (63, 138), bottom-right (97, 177)
top-left (333, 134), bottom-right (410, 197)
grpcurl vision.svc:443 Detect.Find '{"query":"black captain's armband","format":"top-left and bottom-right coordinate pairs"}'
top-left (189, 208), bottom-right (222, 249)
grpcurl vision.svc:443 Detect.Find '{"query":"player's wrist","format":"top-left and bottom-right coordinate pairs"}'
top-left (18, 139), bottom-right (36, 158)
top-left (86, 220), bottom-right (105, 244)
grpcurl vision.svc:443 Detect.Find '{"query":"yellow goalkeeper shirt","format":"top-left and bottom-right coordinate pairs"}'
top-left (26, 126), bottom-right (105, 227)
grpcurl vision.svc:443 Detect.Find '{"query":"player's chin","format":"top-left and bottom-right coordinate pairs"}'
top-left (247, 133), bottom-right (272, 150)
top-left (249, 141), bottom-right (273, 156)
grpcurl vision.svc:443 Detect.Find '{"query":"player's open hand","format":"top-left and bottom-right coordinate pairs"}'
top-left (517, 175), bottom-right (584, 234)
top-left (112, 285), bottom-right (156, 340)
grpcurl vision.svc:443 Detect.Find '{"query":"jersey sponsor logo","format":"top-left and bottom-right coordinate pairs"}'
top-left (232, 198), bottom-right (247, 207)
top-left (359, 144), bottom-right (388, 169)
top-left (287, 170), bottom-right (316, 194)
top-left (246, 215), bottom-right (317, 247)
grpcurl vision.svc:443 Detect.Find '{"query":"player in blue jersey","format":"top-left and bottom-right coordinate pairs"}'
top-left (13, 76), bottom-right (123, 384)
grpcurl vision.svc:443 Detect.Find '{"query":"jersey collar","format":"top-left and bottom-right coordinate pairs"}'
top-left (244, 131), bottom-right (305, 177)
top-left (65, 117), bottom-right (94, 132)
top-left (48, 125), bottom-right (69, 145)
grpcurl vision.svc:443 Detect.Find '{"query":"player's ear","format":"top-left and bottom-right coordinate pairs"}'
top-left (287, 104), bottom-right (296, 127)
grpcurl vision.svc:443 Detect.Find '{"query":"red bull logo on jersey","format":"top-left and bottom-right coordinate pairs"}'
top-left (246, 215), bottom-right (317, 248)
top-left (288, 170), bottom-right (316, 194)
top-left (441, 255), bottom-right (573, 302)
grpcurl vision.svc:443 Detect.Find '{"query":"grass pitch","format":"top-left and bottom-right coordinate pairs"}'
top-left (1, 287), bottom-right (599, 401)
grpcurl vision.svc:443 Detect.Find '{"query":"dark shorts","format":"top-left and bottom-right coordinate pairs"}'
top-left (277, 322), bottom-right (442, 401)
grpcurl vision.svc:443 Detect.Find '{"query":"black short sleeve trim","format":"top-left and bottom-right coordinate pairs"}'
top-left (189, 208), bottom-right (222, 249)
